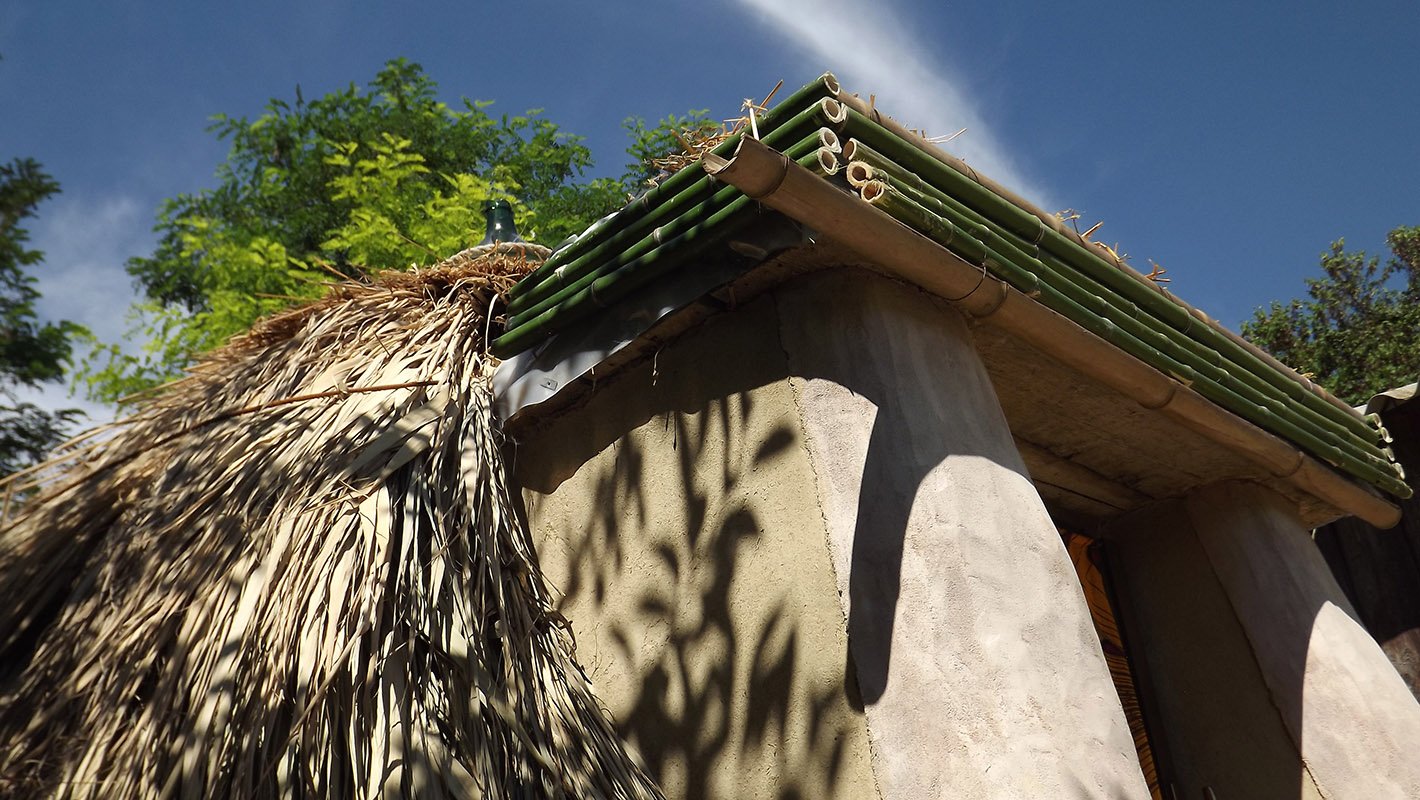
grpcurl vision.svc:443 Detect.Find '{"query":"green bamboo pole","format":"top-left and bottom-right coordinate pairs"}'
top-left (863, 183), bottom-right (1405, 493)
top-left (855, 147), bottom-right (1392, 459)
top-left (510, 74), bottom-right (842, 296)
top-left (841, 121), bottom-right (1381, 444)
top-left (507, 118), bottom-right (843, 315)
top-left (505, 133), bottom-right (831, 330)
top-left (851, 129), bottom-right (1381, 447)
top-left (508, 105), bottom-right (842, 314)
top-left (507, 185), bottom-right (746, 327)
top-left (861, 181), bottom-right (1400, 481)
top-left (834, 103), bottom-right (1353, 424)
top-left (494, 202), bottom-right (758, 356)
top-left (843, 123), bottom-right (1372, 439)
top-left (490, 148), bottom-right (836, 358)
top-left (861, 183), bottom-right (1407, 495)
top-left (856, 162), bottom-right (1375, 455)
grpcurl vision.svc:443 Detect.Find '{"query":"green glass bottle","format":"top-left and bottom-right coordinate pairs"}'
top-left (479, 198), bottom-right (526, 245)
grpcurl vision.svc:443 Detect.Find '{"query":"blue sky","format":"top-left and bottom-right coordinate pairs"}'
top-left (2, 0), bottom-right (1417, 420)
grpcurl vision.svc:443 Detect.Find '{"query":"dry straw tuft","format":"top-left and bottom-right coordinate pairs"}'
top-left (0, 247), bottom-right (663, 798)
top-left (643, 79), bottom-right (785, 187)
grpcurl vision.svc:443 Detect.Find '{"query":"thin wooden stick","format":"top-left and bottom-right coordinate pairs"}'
top-left (395, 230), bottom-right (442, 260)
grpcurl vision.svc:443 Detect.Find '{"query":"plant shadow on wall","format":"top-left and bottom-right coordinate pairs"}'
top-left (511, 299), bottom-right (874, 799)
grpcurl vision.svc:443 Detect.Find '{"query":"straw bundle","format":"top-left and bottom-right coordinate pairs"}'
top-left (0, 248), bottom-right (663, 798)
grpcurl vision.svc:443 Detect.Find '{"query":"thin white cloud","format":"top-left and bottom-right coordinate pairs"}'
top-left (729, 0), bottom-right (1050, 206)
top-left (31, 192), bottom-right (149, 345)
top-left (11, 191), bottom-right (155, 426)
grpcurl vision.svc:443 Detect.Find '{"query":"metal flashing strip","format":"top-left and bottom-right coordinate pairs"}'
top-left (493, 218), bottom-right (805, 423)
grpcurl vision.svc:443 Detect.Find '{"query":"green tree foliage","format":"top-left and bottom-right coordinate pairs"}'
top-left (85, 58), bottom-right (700, 402)
top-left (0, 157), bottom-right (84, 473)
top-left (1242, 226), bottom-right (1420, 405)
top-left (621, 109), bottom-right (723, 187)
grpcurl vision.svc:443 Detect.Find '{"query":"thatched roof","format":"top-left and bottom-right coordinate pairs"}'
top-left (0, 246), bottom-right (661, 798)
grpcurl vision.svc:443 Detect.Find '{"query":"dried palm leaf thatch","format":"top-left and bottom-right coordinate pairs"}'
top-left (0, 248), bottom-right (663, 799)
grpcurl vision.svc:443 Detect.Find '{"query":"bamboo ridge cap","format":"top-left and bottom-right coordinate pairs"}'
top-left (828, 85), bottom-right (1358, 420)
top-left (490, 145), bottom-right (832, 356)
top-left (703, 135), bottom-right (1401, 522)
top-left (834, 123), bottom-right (1375, 441)
top-left (509, 75), bottom-right (843, 294)
top-left (485, 73), bottom-right (1397, 501)
top-left (855, 179), bottom-right (1400, 491)
top-left (505, 99), bottom-right (845, 316)
top-left (842, 151), bottom-right (1380, 450)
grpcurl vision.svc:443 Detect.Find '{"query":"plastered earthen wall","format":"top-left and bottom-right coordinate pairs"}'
top-left (513, 294), bottom-right (879, 799)
top-left (1186, 483), bottom-right (1420, 798)
top-left (1106, 482), bottom-right (1420, 799)
top-left (774, 271), bottom-right (1147, 798)
top-left (513, 268), bottom-right (1149, 798)
top-left (1104, 500), bottom-right (1327, 799)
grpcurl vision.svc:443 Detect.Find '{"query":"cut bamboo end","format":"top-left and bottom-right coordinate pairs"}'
top-left (846, 161), bottom-right (876, 188)
top-left (859, 178), bottom-right (886, 201)
top-left (817, 147), bottom-right (841, 176)
top-left (703, 139), bottom-right (788, 199)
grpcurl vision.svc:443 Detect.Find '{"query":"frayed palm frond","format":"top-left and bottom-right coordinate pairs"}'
top-left (0, 250), bottom-right (662, 799)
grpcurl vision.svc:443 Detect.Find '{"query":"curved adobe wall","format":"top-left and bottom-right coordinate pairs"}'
top-left (512, 291), bottom-right (878, 799)
top-left (512, 268), bottom-right (1148, 798)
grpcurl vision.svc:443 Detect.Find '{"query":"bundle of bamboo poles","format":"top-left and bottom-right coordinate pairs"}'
top-left (494, 125), bottom-right (845, 355)
top-left (830, 127), bottom-right (1405, 497)
top-left (0, 247), bottom-right (663, 799)
top-left (489, 73), bottom-right (1405, 505)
